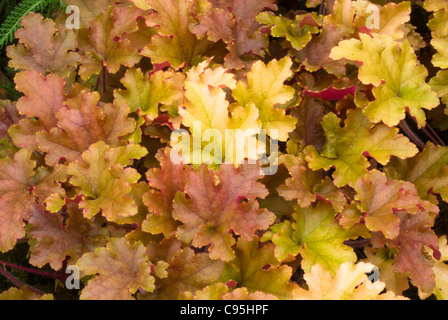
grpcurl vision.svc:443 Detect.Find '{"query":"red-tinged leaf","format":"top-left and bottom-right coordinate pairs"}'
top-left (146, 247), bottom-right (224, 300)
top-left (419, 235), bottom-right (448, 300)
top-left (146, 237), bottom-right (183, 265)
top-left (0, 100), bottom-right (19, 139)
top-left (140, 0), bottom-right (213, 69)
top-left (297, 22), bottom-right (351, 76)
top-left (36, 90), bottom-right (136, 165)
top-left (142, 148), bottom-right (191, 238)
top-left (389, 211), bottom-right (440, 293)
top-left (27, 203), bottom-right (107, 270)
top-left (304, 84), bottom-right (356, 100)
top-left (173, 164), bottom-right (275, 261)
top-left (77, 5), bottom-right (143, 79)
top-left (354, 170), bottom-right (439, 239)
top-left (191, 0), bottom-right (277, 68)
top-left (289, 97), bottom-right (326, 152)
top-left (14, 71), bottom-right (66, 129)
top-left (385, 142), bottom-right (448, 203)
top-left (191, 3), bottom-right (235, 43)
top-left (8, 71), bottom-right (67, 151)
top-left (122, 15), bottom-right (159, 52)
top-left (277, 154), bottom-right (346, 212)
top-left (0, 150), bottom-right (35, 251)
top-left (8, 119), bottom-right (44, 152)
top-left (0, 149), bottom-right (71, 252)
top-left (6, 13), bottom-right (79, 79)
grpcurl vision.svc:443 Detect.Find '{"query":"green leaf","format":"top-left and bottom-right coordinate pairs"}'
top-left (265, 201), bottom-right (357, 275)
top-left (304, 108), bottom-right (418, 187)
top-left (330, 33), bottom-right (439, 127)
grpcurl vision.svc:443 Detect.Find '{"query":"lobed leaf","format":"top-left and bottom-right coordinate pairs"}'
top-left (295, 261), bottom-right (407, 300)
top-left (27, 203), bottom-right (107, 270)
top-left (147, 247), bottom-right (224, 300)
top-left (191, 0), bottom-right (277, 68)
top-left (220, 237), bottom-right (300, 299)
top-left (36, 90), bottom-right (136, 165)
top-left (142, 148), bottom-right (191, 238)
top-left (140, 0), bottom-right (213, 69)
top-left (7, 13), bottom-right (79, 79)
top-left (77, 237), bottom-right (156, 300)
top-left (114, 68), bottom-right (184, 118)
top-left (67, 141), bottom-right (148, 221)
top-left (173, 163), bottom-right (275, 261)
top-left (304, 108), bottom-right (418, 187)
top-left (388, 211), bottom-right (440, 293)
top-left (330, 33), bottom-right (439, 127)
top-left (232, 57), bottom-right (297, 141)
top-left (264, 201), bottom-right (358, 275)
top-left (353, 170), bottom-right (439, 239)
top-left (385, 142), bottom-right (448, 202)
top-left (77, 5), bottom-right (143, 79)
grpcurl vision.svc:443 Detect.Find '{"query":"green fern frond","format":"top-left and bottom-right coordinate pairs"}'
top-left (0, 0), bottom-right (65, 49)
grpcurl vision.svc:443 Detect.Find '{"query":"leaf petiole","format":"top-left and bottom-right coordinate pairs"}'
top-left (398, 119), bottom-right (426, 149)
top-left (0, 266), bottom-right (46, 296)
top-left (0, 259), bottom-right (67, 282)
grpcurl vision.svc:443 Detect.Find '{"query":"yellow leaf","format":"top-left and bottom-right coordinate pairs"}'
top-left (232, 57), bottom-right (297, 141)
top-left (330, 33), bottom-right (439, 127)
top-left (295, 262), bottom-right (408, 300)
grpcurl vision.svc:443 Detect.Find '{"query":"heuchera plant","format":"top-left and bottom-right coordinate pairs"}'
top-left (0, 0), bottom-right (448, 300)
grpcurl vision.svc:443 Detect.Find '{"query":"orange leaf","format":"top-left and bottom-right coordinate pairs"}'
top-left (36, 90), bottom-right (136, 165)
top-left (28, 203), bottom-right (106, 270)
top-left (7, 13), bottom-right (79, 79)
top-left (354, 170), bottom-right (439, 239)
top-left (77, 238), bottom-right (156, 300)
top-left (142, 148), bottom-right (191, 237)
top-left (173, 164), bottom-right (275, 261)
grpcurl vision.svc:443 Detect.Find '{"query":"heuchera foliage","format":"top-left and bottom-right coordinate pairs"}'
top-left (1, 0), bottom-right (448, 300)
